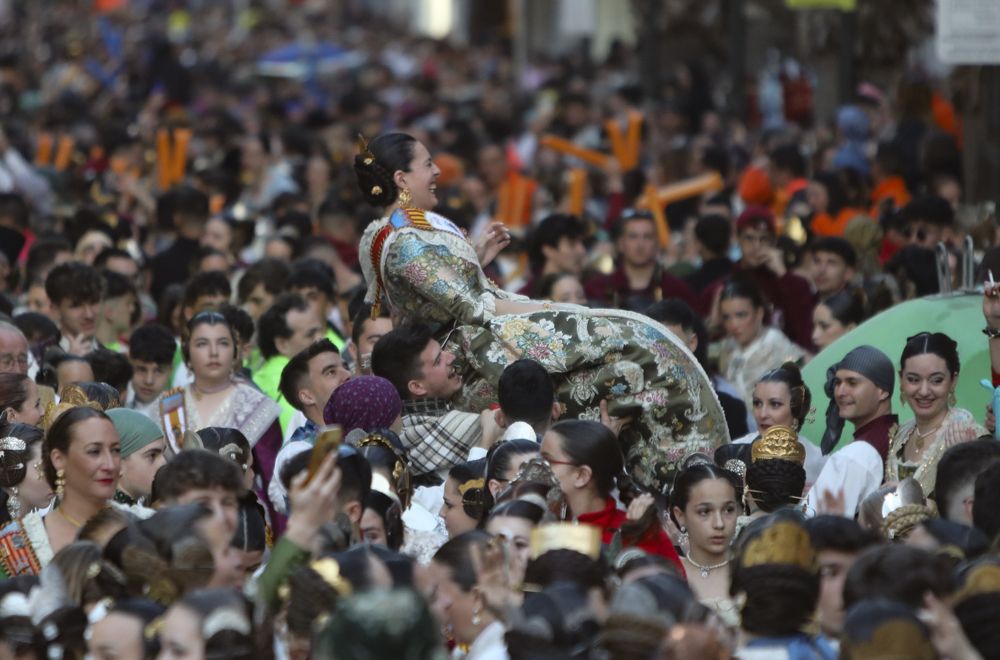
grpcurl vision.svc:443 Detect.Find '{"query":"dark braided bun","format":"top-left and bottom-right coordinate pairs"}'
top-left (354, 133), bottom-right (417, 207)
top-left (746, 458), bottom-right (806, 513)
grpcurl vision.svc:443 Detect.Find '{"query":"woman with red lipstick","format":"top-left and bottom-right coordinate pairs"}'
top-left (0, 406), bottom-right (120, 577)
top-left (885, 332), bottom-right (984, 497)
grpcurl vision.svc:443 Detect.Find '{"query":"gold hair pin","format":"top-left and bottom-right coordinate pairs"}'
top-left (358, 133), bottom-right (375, 165)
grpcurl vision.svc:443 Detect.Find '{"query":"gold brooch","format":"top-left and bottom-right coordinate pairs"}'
top-left (371, 185), bottom-right (382, 195)
top-left (364, 157), bottom-right (373, 165)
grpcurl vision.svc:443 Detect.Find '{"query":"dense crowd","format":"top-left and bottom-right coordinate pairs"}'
top-left (0, 1), bottom-right (997, 659)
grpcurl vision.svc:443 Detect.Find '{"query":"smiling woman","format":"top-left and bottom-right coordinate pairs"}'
top-left (885, 332), bottom-right (985, 496)
top-left (358, 132), bottom-right (728, 495)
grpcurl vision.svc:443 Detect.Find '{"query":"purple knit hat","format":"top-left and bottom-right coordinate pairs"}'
top-left (323, 376), bottom-right (402, 433)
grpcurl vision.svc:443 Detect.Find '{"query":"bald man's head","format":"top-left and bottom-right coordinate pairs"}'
top-left (0, 322), bottom-right (28, 375)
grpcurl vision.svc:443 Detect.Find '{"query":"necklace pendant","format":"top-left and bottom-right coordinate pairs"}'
top-left (701, 567), bottom-right (710, 578)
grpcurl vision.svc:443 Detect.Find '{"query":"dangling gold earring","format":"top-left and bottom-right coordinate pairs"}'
top-left (398, 187), bottom-right (413, 208)
top-left (948, 391), bottom-right (956, 408)
top-left (55, 469), bottom-right (65, 501)
top-left (7, 487), bottom-right (20, 519)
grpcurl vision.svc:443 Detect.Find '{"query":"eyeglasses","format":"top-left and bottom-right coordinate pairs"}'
top-left (544, 458), bottom-right (578, 468)
top-left (0, 354), bottom-right (28, 371)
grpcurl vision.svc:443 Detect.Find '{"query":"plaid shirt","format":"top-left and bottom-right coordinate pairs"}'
top-left (401, 398), bottom-right (482, 475)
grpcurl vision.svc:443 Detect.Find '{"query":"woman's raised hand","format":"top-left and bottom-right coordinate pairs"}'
top-left (476, 222), bottom-right (512, 267)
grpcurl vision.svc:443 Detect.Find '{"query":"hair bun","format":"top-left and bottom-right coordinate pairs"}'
top-left (353, 154), bottom-right (397, 207)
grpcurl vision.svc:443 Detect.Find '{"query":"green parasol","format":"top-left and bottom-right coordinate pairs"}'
top-left (800, 291), bottom-right (990, 451)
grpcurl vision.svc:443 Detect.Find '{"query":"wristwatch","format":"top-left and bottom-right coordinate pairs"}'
top-left (983, 325), bottom-right (1000, 338)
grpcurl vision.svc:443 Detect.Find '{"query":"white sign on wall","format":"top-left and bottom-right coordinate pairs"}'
top-left (937, 0), bottom-right (1000, 64)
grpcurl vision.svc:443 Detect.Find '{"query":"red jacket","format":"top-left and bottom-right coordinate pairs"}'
top-left (577, 498), bottom-right (684, 575)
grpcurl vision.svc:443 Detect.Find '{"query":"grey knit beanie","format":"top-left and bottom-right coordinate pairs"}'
top-left (821, 345), bottom-right (894, 454)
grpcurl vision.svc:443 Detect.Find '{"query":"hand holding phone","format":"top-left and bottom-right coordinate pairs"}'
top-left (306, 425), bottom-right (342, 485)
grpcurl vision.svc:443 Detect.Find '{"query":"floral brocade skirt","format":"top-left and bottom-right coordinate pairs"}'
top-left (442, 306), bottom-right (728, 494)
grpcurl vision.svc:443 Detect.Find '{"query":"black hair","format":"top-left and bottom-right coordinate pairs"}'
top-left (181, 311), bottom-right (238, 364)
top-left (448, 458), bottom-right (487, 520)
top-left (488, 498), bottom-right (546, 525)
top-left (645, 299), bottom-right (697, 333)
top-left (804, 515), bottom-right (879, 553)
top-left (278, 338), bottom-right (340, 411)
top-left (498, 359), bottom-right (554, 430)
top-left (76, 382), bottom-right (121, 410)
top-left (756, 362), bottom-right (812, 430)
top-left (745, 458), bottom-right (806, 513)
top-left (668, 462), bottom-right (740, 527)
top-left (192, 427), bottom-right (252, 471)
top-left (811, 171), bottom-right (848, 216)
top-left (432, 530), bottom-right (493, 591)
top-left (0, 419), bottom-right (44, 493)
top-left (150, 449), bottom-right (245, 505)
top-left (232, 497), bottom-right (267, 553)
top-left (156, 283), bottom-right (186, 335)
top-left (820, 286), bottom-right (867, 328)
top-left (42, 407), bottom-right (111, 489)
top-left (287, 258), bottom-right (336, 301)
top-left (506, 582), bottom-right (603, 659)
top-left (256, 293), bottom-right (309, 360)
top-left (370, 324), bottom-right (433, 399)
top-left (937, 439), bottom-right (1000, 521)
top-left (363, 490), bottom-right (404, 550)
top-left (547, 419), bottom-right (623, 499)
top-left (45, 262), bottom-right (103, 306)
top-left (900, 331), bottom-right (960, 377)
top-left (973, 461), bottom-right (1000, 543)
top-left (95, 247), bottom-right (140, 271)
top-left (85, 348), bottom-right (134, 395)
top-left (718, 276), bottom-right (766, 310)
top-left (350, 302), bottom-right (391, 349)
top-left (354, 132), bottom-right (418, 207)
top-left (527, 214), bottom-right (585, 273)
top-left (841, 599), bottom-right (933, 660)
top-left (182, 271), bottom-right (231, 310)
top-left (171, 186), bottom-right (210, 224)
top-left (236, 257), bottom-right (290, 303)
top-left (730, 511), bottom-right (819, 637)
top-left (901, 195), bottom-right (955, 228)
top-left (100, 269), bottom-right (138, 317)
top-left (613, 208), bottom-right (656, 241)
top-left (953, 559), bottom-right (1000, 658)
top-left (842, 544), bottom-right (955, 609)
top-left (279, 446), bottom-right (371, 508)
top-left (810, 236), bottom-right (857, 268)
top-left (523, 548), bottom-right (609, 594)
top-left (128, 323), bottom-right (176, 366)
top-left (38, 350), bottom-right (91, 390)
top-left (25, 236), bottom-right (72, 285)
top-left (770, 144), bottom-right (807, 178)
top-left (694, 214), bottom-right (731, 257)
top-left (218, 303), bottom-right (254, 349)
top-left (920, 518), bottom-right (989, 562)
top-left (12, 312), bottom-right (59, 350)
top-left (0, 373), bottom-right (31, 419)
top-left (535, 273), bottom-right (582, 301)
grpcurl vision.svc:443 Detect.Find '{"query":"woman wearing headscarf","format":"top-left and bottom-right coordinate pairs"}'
top-left (106, 408), bottom-right (167, 507)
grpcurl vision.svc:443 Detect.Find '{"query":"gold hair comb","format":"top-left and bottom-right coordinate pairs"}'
top-left (530, 523), bottom-right (601, 561)
top-left (740, 520), bottom-right (816, 572)
top-left (357, 133), bottom-right (374, 166)
top-left (751, 425), bottom-right (805, 465)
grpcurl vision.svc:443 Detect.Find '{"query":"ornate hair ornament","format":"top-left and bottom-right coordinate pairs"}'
top-left (739, 520), bottom-right (816, 572)
top-left (0, 436), bottom-right (26, 466)
top-left (841, 620), bottom-right (935, 660)
top-left (310, 557), bottom-right (353, 598)
top-left (356, 432), bottom-right (412, 508)
top-left (751, 425), bottom-right (805, 465)
top-left (357, 133), bottom-right (375, 166)
top-left (530, 523), bottom-right (601, 561)
top-left (457, 477), bottom-right (484, 497)
top-left (40, 384), bottom-right (102, 430)
top-left (882, 504), bottom-right (930, 541)
top-left (723, 459), bottom-right (746, 480)
top-left (954, 563), bottom-right (1000, 604)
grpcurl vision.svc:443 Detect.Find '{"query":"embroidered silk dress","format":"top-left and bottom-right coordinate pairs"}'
top-left (885, 407), bottom-right (985, 498)
top-left (361, 209), bottom-right (728, 493)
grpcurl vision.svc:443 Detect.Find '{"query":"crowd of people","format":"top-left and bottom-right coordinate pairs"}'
top-left (0, 1), bottom-right (997, 659)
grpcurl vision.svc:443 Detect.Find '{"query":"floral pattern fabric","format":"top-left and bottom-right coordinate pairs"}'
top-left (361, 217), bottom-right (728, 493)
